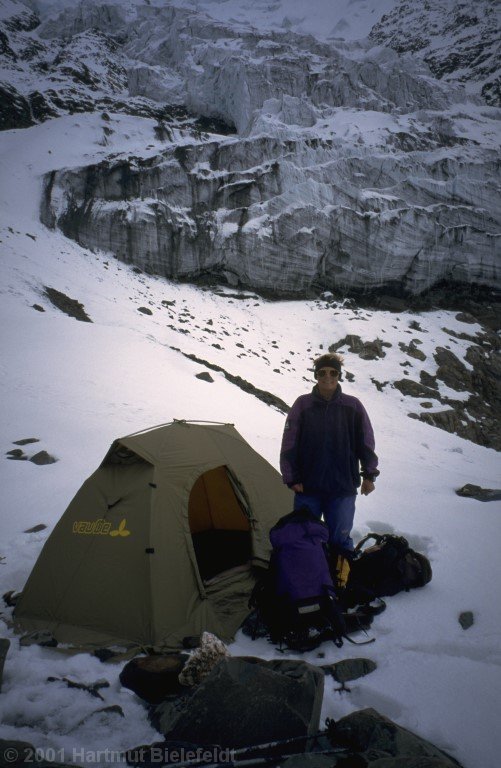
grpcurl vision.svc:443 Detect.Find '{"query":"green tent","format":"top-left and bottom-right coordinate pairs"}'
top-left (14, 421), bottom-right (292, 650)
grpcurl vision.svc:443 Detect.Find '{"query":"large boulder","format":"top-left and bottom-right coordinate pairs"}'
top-left (119, 654), bottom-right (187, 704)
top-left (152, 657), bottom-right (324, 748)
top-left (332, 708), bottom-right (463, 767)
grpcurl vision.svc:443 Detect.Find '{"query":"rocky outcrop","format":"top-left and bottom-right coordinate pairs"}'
top-left (43, 287), bottom-right (92, 322)
top-left (403, 331), bottom-right (501, 451)
top-left (369, 0), bottom-right (501, 106)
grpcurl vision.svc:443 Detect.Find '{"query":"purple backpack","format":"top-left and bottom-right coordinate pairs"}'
top-left (270, 511), bottom-right (335, 603)
top-left (259, 508), bottom-right (346, 649)
top-left (248, 510), bottom-right (375, 651)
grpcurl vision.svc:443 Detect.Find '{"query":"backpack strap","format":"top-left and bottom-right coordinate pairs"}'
top-left (359, 597), bottom-right (387, 616)
top-left (343, 634), bottom-right (375, 646)
top-left (354, 532), bottom-right (383, 553)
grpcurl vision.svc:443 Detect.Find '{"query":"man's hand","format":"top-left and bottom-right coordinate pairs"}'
top-left (291, 483), bottom-right (304, 493)
top-left (361, 478), bottom-right (375, 496)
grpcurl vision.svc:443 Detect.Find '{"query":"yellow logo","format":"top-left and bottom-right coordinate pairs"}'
top-left (110, 519), bottom-right (131, 537)
top-left (72, 518), bottom-right (130, 537)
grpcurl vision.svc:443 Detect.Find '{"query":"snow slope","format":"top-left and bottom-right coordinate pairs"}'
top-left (0, 114), bottom-right (501, 768)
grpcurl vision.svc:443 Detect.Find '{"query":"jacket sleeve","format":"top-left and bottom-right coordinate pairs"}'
top-left (355, 400), bottom-right (379, 480)
top-left (279, 397), bottom-right (304, 486)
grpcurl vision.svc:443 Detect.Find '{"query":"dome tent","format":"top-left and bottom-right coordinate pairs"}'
top-left (14, 421), bottom-right (292, 650)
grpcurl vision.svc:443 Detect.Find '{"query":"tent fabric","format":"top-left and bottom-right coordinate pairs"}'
top-left (14, 421), bottom-right (292, 650)
top-left (188, 466), bottom-right (250, 533)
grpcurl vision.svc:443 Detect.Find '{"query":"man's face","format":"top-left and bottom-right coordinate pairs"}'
top-left (316, 367), bottom-right (340, 398)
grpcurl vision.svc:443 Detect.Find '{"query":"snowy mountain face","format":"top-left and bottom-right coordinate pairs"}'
top-left (1, 0), bottom-right (500, 298)
top-left (369, 0), bottom-right (501, 105)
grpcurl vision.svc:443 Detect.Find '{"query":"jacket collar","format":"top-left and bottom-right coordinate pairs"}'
top-left (312, 383), bottom-right (342, 403)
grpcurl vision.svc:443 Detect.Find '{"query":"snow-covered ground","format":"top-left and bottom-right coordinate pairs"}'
top-left (1, 112), bottom-right (501, 768)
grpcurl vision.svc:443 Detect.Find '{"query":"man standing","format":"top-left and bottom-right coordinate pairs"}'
top-left (280, 352), bottom-right (379, 551)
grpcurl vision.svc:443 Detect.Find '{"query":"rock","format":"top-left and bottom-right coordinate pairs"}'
top-left (416, 409), bottom-right (461, 433)
top-left (466, 343), bottom-right (501, 404)
top-left (442, 327), bottom-right (479, 344)
top-left (2, 591), bottom-right (21, 607)
top-left (419, 371), bottom-right (439, 389)
top-left (455, 312), bottom-right (478, 325)
top-left (371, 378), bottom-right (388, 392)
top-left (321, 658), bottom-right (377, 683)
top-left (369, 1), bottom-right (499, 105)
top-left (434, 348), bottom-right (472, 392)
top-left (29, 451), bottom-right (57, 465)
top-left (178, 632), bottom-right (230, 687)
top-left (19, 631), bottom-right (57, 648)
top-left (120, 654), bottom-right (188, 704)
top-left (0, 639), bottom-right (10, 692)
top-left (330, 336), bottom-right (387, 360)
top-left (32, 304), bottom-right (45, 312)
top-left (43, 287), bottom-right (92, 323)
top-left (399, 341), bottom-right (426, 362)
top-left (0, 740), bottom-right (26, 767)
top-left (406, 339), bottom-right (501, 452)
top-left (23, 524), bottom-right (47, 533)
top-left (5, 449), bottom-right (26, 460)
top-left (137, 306), bottom-right (153, 315)
top-left (0, 737), bottom-right (85, 766)
top-left (455, 484), bottom-right (501, 502)
top-left (332, 708), bottom-right (462, 767)
top-left (0, 740), bottom-right (58, 768)
top-left (393, 380), bottom-right (441, 400)
top-left (195, 371), bottom-right (214, 383)
top-left (0, 83), bottom-right (34, 131)
top-left (374, 296), bottom-right (408, 313)
top-left (153, 657), bottom-right (324, 748)
top-left (12, 438), bottom-right (40, 446)
top-left (73, 704), bottom-right (125, 729)
top-left (458, 612), bottom-right (474, 630)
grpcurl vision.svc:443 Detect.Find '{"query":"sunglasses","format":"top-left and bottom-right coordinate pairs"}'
top-left (316, 369), bottom-right (339, 378)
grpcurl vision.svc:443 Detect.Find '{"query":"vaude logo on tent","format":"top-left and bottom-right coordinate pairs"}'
top-left (72, 519), bottom-right (131, 537)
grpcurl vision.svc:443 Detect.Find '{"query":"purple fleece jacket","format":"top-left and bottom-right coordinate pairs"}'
top-left (280, 384), bottom-right (379, 496)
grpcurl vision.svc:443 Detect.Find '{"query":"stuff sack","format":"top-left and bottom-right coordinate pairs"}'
top-left (343, 533), bottom-right (432, 607)
top-left (249, 509), bottom-right (347, 651)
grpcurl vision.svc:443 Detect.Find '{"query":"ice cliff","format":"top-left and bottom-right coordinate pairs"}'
top-left (1, 0), bottom-right (500, 296)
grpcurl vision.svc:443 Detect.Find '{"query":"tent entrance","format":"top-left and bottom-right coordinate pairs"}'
top-left (189, 466), bottom-right (252, 581)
